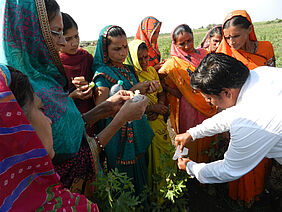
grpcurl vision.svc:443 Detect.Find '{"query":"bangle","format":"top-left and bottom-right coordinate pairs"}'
top-left (94, 134), bottom-right (104, 150)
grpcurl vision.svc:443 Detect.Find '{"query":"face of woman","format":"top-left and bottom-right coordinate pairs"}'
top-left (27, 95), bottom-right (55, 159)
top-left (137, 48), bottom-right (149, 71)
top-left (175, 31), bottom-right (194, 53)
top-left (60, 27), bottom-right (80, 55)
top-left (49, 12), bottom-right (66, 52)
top-left (107, 35), bottom-right (128, 67)
top-left (223, 25), bottom-right (252, 50)
top-left (209, 33), bottom-right (222, 52)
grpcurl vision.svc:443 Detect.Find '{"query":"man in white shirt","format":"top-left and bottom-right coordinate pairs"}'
top-left (176, 53), bottom-right (282, 184)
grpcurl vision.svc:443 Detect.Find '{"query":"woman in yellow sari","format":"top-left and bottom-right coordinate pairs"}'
top-left (217, 10), bottom-right (275, 206)
top-left (158, 24), bottom-right (217, 163)
top-left (126, 39), bottom-right (176, 198)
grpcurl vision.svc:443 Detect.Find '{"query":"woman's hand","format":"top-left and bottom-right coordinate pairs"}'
top-left (177, 158), bottom-right (192, 171)
top-left (130, 81), bottom-right (150, 94)
top-left (149, 104), bottom-right (168, 114)
top-left (147, 80), bottom-right (160, 93)
top-left (72, 76), bottom-right (89, 89)
top-left (69, 87), bottom-right (93, 100)
top-left (105, 90), bottom-right (133, 117)
top-left (174, 132), bottom-right (193, 152)
top-left (146, 111), bottom-right (158, 121)
top-left (70, 76), bottom-right (93, 100)
top-left (115, 95), bottom-right (149, 123)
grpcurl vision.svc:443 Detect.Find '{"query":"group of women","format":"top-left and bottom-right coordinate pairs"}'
top-left (0, 0), bottom-right (276, 210)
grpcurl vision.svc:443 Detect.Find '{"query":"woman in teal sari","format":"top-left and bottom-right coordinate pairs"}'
top-left (0, 0), bottom-right (149, 198)
top-left (93, 25), bottom-right (155, 195)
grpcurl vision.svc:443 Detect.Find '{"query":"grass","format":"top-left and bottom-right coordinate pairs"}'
top-left (82, 19), bottom-right (282, 67)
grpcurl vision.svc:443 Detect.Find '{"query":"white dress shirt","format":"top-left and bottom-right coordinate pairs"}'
top-left (186, 66), bottom-right (282, 184)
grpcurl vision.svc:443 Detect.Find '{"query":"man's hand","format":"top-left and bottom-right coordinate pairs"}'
top-left (177, 158), bottom-right (192, 171)
top-left (174, 132), bottom-right (193, 152)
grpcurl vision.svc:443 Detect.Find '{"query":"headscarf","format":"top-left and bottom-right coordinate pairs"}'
top-left (135, 16), bottom-right (161, 67)
top-left (0, 0), bottom-right (84, 155)
top-left (170, 24), bottom-right (206, 68)
top-left (200, 24), bottom-right (222, 49)
top-left (125, 39), bottom-right (163, 104)
top-left (126, 39), bottom-right (145, 73)
top-left (216, 10), bottom-right (259, 70)
top-left (0, 64), bottom-right (98, 211)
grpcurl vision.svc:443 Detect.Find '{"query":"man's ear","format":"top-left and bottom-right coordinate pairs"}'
top-left (222, 88), bottom-right (232, 98)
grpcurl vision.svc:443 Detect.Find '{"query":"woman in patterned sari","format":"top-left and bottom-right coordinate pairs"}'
top-left (158, 24), bottom-right (217, 163)
top-left (216, 10), bottom-right (275, 206)
top-left (0, 64), bottom-right (99, 211)
top-left (0, 0), bottom-right (148, 198)
top-left (93, 25), bottom-right (156, 196)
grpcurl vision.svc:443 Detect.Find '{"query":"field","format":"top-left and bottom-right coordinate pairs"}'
top-left (83, 19), bottom-right (282, 67)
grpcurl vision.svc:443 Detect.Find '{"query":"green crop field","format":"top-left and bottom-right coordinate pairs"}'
top-left (83, 19), bottom-right (282, 67)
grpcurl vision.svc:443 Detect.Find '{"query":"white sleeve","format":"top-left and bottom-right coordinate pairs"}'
top-left (186, 124), bottom-right (280, 184)
top-left (188, 109), bottom-right (232, 140)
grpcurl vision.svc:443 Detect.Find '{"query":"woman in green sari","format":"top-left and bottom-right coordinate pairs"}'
top-left (93, 25), bottom-right (155, 195)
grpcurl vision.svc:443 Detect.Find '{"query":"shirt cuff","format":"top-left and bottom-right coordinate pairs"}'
top-left (186, 129), bottom-right (196, 141)
top-left (186, 161), bottom-right (196, 178)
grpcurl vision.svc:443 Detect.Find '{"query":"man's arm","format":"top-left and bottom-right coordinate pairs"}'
top-left (184, 125), bottom-right (279, 183)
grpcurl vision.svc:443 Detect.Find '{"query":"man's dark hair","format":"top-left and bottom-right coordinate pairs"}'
top-left (191, 53), bottom-right (249, 95)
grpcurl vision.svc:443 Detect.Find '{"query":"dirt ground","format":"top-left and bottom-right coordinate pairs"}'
top-left (166, 120), bottom-right (282, 212)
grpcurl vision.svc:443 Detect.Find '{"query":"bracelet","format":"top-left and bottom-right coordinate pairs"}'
top-left (94, 134), bottom-right (104, 150)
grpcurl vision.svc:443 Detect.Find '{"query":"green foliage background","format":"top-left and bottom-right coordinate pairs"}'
top-left (83, 19), bottom-right (282, 67)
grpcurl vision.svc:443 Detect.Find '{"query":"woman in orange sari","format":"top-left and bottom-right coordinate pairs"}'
top-left (158, 24), bottom-right (217, 162)
top-left (217, 10), bottom-right (275, 206)
top-left (136, 16), bottom-right (163, 71)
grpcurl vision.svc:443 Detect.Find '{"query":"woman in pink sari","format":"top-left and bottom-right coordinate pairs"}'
top-left (159, 24), bottom-right (216, 162)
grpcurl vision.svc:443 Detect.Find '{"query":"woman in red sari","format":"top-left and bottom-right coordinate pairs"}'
top-left (0, 64), bottom-right (99, 211)
top-left (59, 12), bottom-right (96, 136)
top-left (217, 10), bottom-right (275, 206)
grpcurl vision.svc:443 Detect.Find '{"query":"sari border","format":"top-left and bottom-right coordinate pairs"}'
top-left (35, 0), bottom-right (64, 75)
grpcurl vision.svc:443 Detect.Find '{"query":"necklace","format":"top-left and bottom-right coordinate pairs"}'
top-left (108, 63), bottom-right (134, 86)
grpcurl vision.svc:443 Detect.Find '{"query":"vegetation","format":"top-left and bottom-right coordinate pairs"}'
top-left (82, 19), bottom-right (282, 67)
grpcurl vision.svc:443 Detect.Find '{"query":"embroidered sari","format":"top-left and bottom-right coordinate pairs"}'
top-left (93, 26), bottom-right (154, 195)
top-left (0, 64), bottom-right (99, 211)
top-left (217, 10), bottom-right (274, 206)
top-left (158, 26), bottom-right (217, 162)
top-left (126, 39), bottom-right (176, 195)
top-left (135, 16), bottom-right (162, 67)
top-left (0, 0), bottom-right (98, 195)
